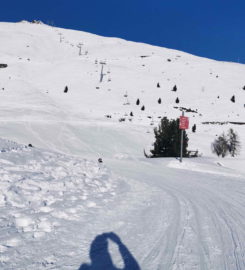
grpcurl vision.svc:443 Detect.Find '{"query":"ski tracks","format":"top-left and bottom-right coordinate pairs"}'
top-left (109, 160), bottom-right (245, 270)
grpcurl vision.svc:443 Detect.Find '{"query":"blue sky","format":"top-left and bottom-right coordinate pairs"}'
top-left (2, 0), bottom-right (245, 63)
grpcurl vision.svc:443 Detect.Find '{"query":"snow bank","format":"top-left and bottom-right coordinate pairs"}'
top-left (0, 138), bottom-right (117, 268)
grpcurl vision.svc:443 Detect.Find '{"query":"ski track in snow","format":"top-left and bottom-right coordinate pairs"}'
top-left (104, 158), bottom-right (245, 270)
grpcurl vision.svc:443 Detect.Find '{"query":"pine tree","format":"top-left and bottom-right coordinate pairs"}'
top-left (158, 98), bottom-right (161, 104)
top-left (192, 124), bottom-right (196, 133)
top-left (227, 128), bottom-right (241, 157)
top-left (157, 82), bottom-right (160, 88)
top-left (231, 95), bottom-right (235, 103)
top-left (141, 105), bottom-right (145, 111)
top-left (130, 111), bottom-right (134, 117)
top-left (243, 86), bottom-right (245, 90)
top-left (136, 98), bottom-right (140, 105)
top-left (150, 117), bottom-right (189, 157)
top-left (175, 97), bottom-right (179, 103)
top-left (172, 85), bottom-right (177, 91)
top-left (64, 86), bottom-right (68, 93)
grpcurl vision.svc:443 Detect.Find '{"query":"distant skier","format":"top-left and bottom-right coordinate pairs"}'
top-left (79, 232), bottom-right (140, 270)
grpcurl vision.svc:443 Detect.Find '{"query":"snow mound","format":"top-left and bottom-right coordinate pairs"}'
top-left (0, 138), bottom-right (117, 268)
top-left (0, 138), bottom-right (28, 152)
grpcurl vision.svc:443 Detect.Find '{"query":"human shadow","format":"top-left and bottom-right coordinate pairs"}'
top-left (78, 232), bottom-right (140, 270)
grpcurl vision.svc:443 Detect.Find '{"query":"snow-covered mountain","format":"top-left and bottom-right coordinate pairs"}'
top-left (0, 21), bottom-right (244, 157)
top-left (0, 21), bottom-right (245, 269)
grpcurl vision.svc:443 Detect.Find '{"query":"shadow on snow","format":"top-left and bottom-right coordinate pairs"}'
top-left (78, 232), bottom-right (140, 270)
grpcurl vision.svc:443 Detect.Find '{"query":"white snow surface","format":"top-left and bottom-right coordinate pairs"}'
top-left (0, 21), bottom-right (245, 269)
top-left (0, 138), bottom-right (118, 269)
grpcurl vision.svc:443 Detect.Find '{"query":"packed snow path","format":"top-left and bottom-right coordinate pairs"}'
top-left (1, 139), bottom-right (244, 269)
top-left (106, 158), bottom-right (245, 270)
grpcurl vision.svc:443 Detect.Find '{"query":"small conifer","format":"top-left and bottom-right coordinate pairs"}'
top-left (231, 95), bottom-right (235, 103)
top-left (227, 128), bottom-right (241, 157)
top-left (192, 124), bottom-right (196, 133)
top-left (64, 86), bottom-right (68, 93)
top-left (172, 85), bottom-right (177, 91)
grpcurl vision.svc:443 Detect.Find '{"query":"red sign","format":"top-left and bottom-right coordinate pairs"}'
top-left (179, 116), bottom-right (189, 129)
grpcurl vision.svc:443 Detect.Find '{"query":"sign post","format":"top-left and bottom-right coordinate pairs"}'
top-left (179, 112), bottom-right (189, 162)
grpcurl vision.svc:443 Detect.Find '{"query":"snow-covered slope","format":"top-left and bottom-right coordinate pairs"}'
top-left (0, 21), bottom-right (245, 270)
top-left (0, 21), bottom-right (244, 158)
